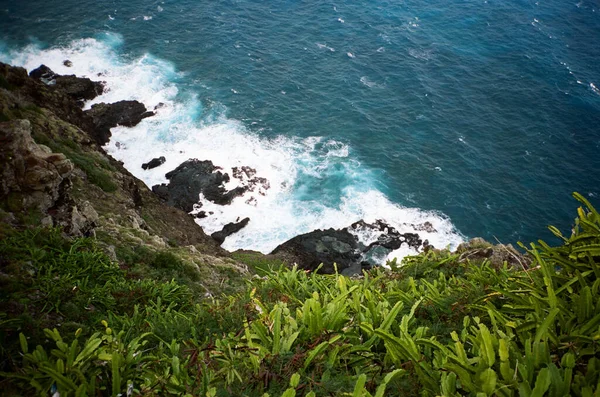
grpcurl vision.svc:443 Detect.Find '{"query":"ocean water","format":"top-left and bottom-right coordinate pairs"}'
top-left (1, 0), bottom-right (599, 261)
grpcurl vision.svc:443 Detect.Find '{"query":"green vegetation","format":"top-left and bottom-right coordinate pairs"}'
top-left (1, 192), bottom-right (600, 396)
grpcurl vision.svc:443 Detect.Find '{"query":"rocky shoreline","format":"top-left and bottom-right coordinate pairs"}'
top-left (0, 61), bottom-right (529, 276)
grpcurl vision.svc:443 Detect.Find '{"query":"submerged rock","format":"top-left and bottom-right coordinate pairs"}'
top-left (142, 156), bottom-right (166, 170)
top-left (211, 217), bottom-right (250, 244)
top-left (350, 220), bottom-right (422, 251)
top-left (152, 159), bottom-right (247, 213)
top-left (85, 100), bottom-right (155, 145)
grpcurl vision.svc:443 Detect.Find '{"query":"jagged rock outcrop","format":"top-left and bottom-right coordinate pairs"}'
top-left (0, 62), bottom-right (224, 250)
top-left (0, 119), bottom-right (73, 213)
top-left (271, 220), bottom-right (425, 274)
top-left (152, 159), bottom-right (247, 213)
top-left (85, 100), bottom-right (155, 145)
top-left (0, 119), bottom-right (96, 235)
top-left (29, 64), bottom-right (105, 104)
top-left (211, 217), bottom-right (250, 244)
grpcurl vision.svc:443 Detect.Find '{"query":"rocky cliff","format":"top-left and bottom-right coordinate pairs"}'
top-left (0, 62), bottom-right (250, 296)
top-left (0, 61), bottom-right (529, 287)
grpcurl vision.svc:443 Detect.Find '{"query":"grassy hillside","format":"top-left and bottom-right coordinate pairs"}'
top-left (1, 192), bottom-right (599, 396)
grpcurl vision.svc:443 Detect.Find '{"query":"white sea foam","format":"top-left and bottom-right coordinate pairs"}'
top-left (1, 36), bottom-right (465, 263)
top-left (316, 43), bottom-right (335, 52)
top-left (360, 76), bottom-right (384, 89)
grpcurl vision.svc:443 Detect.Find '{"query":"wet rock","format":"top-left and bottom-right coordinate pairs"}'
top-left (272, 219), bottom-right (427, 274)
top-left (232, 165), bottom-right (270, 193)
top-left (63, 60), bottom-right (73, 67)
top-left (55, 75), bottom-right (105, 103)
top-left (152, 159), bottom-right (247, 213)
top-left (85, 100), bottom-right (155, 145)
top-left (350, 220), bottom-right (422, 251)
top-left (29, 64), bottom-right (56, 81)
top-left (29, 64), bottom-right (105, 103)
top-left (414, 221), bottom-right (437, 233)
top-left (271, 228), bottom-right (361, 274)
top-left (211, 217), bottom-right (250, 244)
top-left (142, 156), bottom-right (166, 170)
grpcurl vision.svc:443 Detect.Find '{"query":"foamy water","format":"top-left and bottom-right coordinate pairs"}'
top-left (1, 35), bottom-right (465, 262)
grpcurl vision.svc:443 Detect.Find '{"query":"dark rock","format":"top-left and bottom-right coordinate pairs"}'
top-left (29, 64), bottom-right (105, 103)
top-left (271, 228), bottom-right (361, 274)
top-left (85, 100), bottom-right (155, 145)
top-left (272, 219), bottom-right (428, 274)
top-left (350, 219), bottom-right (422, 251)
top-left (232, 165), bottom-right (270, 193)
top-left (193, 211), bottom-right (207, 219)
top-left (142, 156), bottom-right (166, 170)
top-left (414, 221), bottom-right (437, 233)
top-left (55, 75), bottom-right (104, 103)
top-left (29, 64), bottom-right (56, 81)
top-left (211, 217), bottom-right (250, 244)
top-left (152, 159), bottom-right (247, 213)
top-left (63, 60), bottom-right (73, 67)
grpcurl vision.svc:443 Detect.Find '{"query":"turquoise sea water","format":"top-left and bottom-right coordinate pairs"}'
top-left (1, 0), bottom-right (599, 258)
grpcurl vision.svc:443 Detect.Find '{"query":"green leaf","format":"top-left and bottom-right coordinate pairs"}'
top-left (39, 365), bottom-right (77, 392)
top-left (290, 373), bottom-right (300, 388)
top-left (352, 374), bottom-right (367, 397)
top-left (74, 337), bottom-right (102, 365)
top-left (534, 308), bottom-right (559, 344)
top-left (530, 368), bottom-right (551, 397)
top-left (112, 352), bottom-right (121, 397)
top-left (480, 368), bottom-right (497, 396)
top-left (19, 333), bottom-right (28, 354)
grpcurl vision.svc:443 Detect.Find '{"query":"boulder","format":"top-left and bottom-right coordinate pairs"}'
top-left (85, 100), bottom-right (155, 145)
top-left (211, 217), bottom-right (250, 244)
top-left (152, 159), bottom-right (246, 213)
top-left (142, 156), bottom-right (166, 170)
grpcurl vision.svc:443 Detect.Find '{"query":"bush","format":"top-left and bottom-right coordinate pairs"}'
top-left (1, 193), bottom-right (599, 396)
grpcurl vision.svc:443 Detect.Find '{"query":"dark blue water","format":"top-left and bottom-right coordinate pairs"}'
top-left (2, 0), bottom-right (599, 253)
